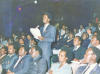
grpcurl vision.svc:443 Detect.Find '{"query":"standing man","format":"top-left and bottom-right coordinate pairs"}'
top-left (38, 13), bottom-right (56, 70)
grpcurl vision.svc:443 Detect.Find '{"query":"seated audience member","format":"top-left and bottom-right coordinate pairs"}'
top-left (90, 35), bottom-right (100, 50)
top-left (1, 44), bottom-right (18, 73)
top-left (77, 25), bottom-right (85, 37)
top-left (0, 64), bottom-right (2, 74)
top-left (7, 46), bottom-right (32, 74)
top-left (47, 47), bottom-right (72, 74)
top-left (27, 34), bottom-right (32, 48)
top-left (76, 47), bottom-right (100, 74)
top-left (70, 36), bottom-right (86, 61)
top-left (29, 39), bottom-right (37, 53)
top-left (18, 38), bottom-right (29, 54)
top-left (85, 23), bottom-right (96, 34)
top-left (87, 28), bottom-right (93, 40)
top-left (64, 32), bottom-right (74, 47)
top-left (25, 45), bottom-right (47, 74)
top-left (59, 25), bottom-right (66, 39)
top-left (82, 32), bottom-right (90, 50)
top-left (53, 28), bottom-right (69, 49)
top-left (0, 47), bottom-right (7, 64)
top-left (73, 28), bottom-right (80, 37)
top-left (12, 33), bottom-right (18, 42)
top-left (15, 37), bottom-right (19, 45)
top-left (0, 37), bottom-right (8, 48)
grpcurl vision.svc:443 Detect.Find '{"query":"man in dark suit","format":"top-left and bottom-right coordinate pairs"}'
top-left (26, 45), bottom-right (47, 74)
top-left (76, 47), bottom-right (100, 74)
top-left (38, 13), bottom-right (56, 70)
top-left (7, 46), bottom-right (32, 74)
top-left (70, 36), bottom-right (86, 61)
top-left (0, 47), bottom-right (7, 64)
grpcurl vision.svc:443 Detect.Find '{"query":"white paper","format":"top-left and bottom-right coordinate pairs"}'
top-left (30, 28), bottom-right (41, 39)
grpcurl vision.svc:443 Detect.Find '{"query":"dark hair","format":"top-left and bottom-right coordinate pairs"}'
top-left (19, 38), bottom-right (25, 42)
top-left (9, 37), bottom-right (15, 43)
top-left (87, 28), bottom-right (92, 33)
top-left (20, 46), bottom-right (27, 52)
top-left (94, 35), bottom-right (100, 43)
top-left (31, 38), bottom-right (37, 45)
top-left (44, 12), bottom-right (52, 20)
top-left (33, 45), bottom-right (42, 55)
top-left (82, 32), bottom-right (89, 38)
top-left (9, 43), bottom-right (16, 50)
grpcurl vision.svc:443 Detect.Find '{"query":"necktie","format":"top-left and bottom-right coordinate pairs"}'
top-left (83, 66), bottom-right (90, 74)
top-left (73, 47), bottom-right (77, 58)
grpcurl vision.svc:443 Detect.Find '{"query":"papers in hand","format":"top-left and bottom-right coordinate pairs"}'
top-left (30, 28), bottom-right (41, 39)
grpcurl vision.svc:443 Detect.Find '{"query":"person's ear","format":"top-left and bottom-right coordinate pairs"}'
top-left (24, 51), bottom-right (27, 55)
top-left (93, 55), bottom-right (96, 59)
top-left (65, 57), bottom-right (68, 61)
top-left (48, 18), bottom-right (50, 22)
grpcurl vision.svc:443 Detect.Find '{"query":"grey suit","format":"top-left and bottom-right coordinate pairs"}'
top-left (26, 55), bottom-right (47, 74)
top-left (76, 64), bottom-right (100, 74)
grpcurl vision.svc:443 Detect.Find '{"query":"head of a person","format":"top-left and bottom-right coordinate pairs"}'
top-left (98, 21), bottom-right (100, 27)
top-left (69, 33), bottom-right (74, 40)
top-left (8, 38), bottom-right (14, 44)
top-left (43, 13), bottom-right (52, 24)
top-left (62, 25), bottom-right (66, 30)
top-left (84, 47), bottom-right (100, 65)
top-left (0, 47), bottom-right (6, 55)
top-left (21, 34), bottom-right (26, 39)
top-left (12, 34), bottom-right (16, 38)
top-left (15, 37), bottom-right (19, 43)
top-left (30, 39), bottom-right (37, 46)
top-left (80, 25), bottom-right (83, 29)
top-left (19, 46), bottom-right (27, 57)
top-left (88, 23), bottom-right (92, 27)
top-left (87, 28), bottom-right (92, 34)
top-left (91, 35), bottom-right (100, 46)
top-left (2, 37), bottom-right (5, 41)
top-left (65, 28), bottom-right (69, 34)
top-left (8, 44), bottom-right (15, 55)
top-left (31, 46), bottom-right (42, 58)
top-left (59, 46), bottom-right (70, 63)
top-left (19, 38), bottom-right (24, 45)
top-left (73, 28), bottom-right (77, 33)
top-left (27, 34), bottom-right (32, 40)
top-left (82, 32), bottom-right (89, 40)
top-left (73, 36), bottom-right (82, 47)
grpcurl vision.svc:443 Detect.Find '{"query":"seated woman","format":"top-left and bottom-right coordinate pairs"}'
top-left (47, 46), bottom-right (72, 74)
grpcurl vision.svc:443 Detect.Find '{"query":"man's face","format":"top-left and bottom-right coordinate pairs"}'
top-left (84, 48), bottom-right (94, 64)
top-left (62, 25), bottom-right (66, 30)
top-left (82, 33), bottom-right (88, 40)
top-left (59, 51), bottom-right (67, 63)
top-left (12, 34), bottom-right (15, 38)
top-left (69, 33), bottom-right (73, 39)
top-left (22, 36), bottom-right (25, 39)
top-left (87, 29), bottom-right (91, 34)
top-left (19, 47), bottom-right (25, 56)
top-left (91, 36), bottom-right (97, 46)
top-left (0, 48), bottom-right (5, 55)
top-left (88, 23), bottom-right (92, 27)
top-left (27, 35), bottom-right (31, 40)
top-left (31, 47), bottom-right (37, 58)
top-left (43, 15), bottom-right (50, 24)
top-left (74, 29), bottom-right (77, 33)
top-left (19, 39), bottom-right (24, 45)
top-left (73, 37), bottom-right (80, 46)
top-left (30, 40), bottom-right (36, 45)
top-left (80, 25), bottom-right (83, 29)
top-left (8, 45), bottom-right (15, 55)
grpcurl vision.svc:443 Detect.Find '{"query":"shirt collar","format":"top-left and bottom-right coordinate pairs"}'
top-left (88, 63), bottom-right (97, 67)
top-left (33, 55), bottom-right (41, 61)
top-left (44, 23), bottom-right (49, 27)
top-left (74, 45), bottom-right (80, 51)
top-left (8, 53), bottom-right (14, 57)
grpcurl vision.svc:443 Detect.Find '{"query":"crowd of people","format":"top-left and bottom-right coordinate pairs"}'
top-left (0, 13), bottom-right (100, 74)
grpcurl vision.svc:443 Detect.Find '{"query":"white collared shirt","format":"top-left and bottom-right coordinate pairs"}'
top-left (0, 54), bottom-right (6, 59)
top-left (73, 45), bottom-right (80, 51)
top-left (96, 44), bottom-right (100, 50)
top-left (8, 54), bottom-right (14, 57)
top-left (82, 63), bottom-right (97, 74)
top-left (43, 23), bottom-right (49, 32)
top-left (13, 56), bottom-right (24, 69)
top-left (89, 34), bottom-right (92, 36)
top-left (98, 26), bottom-right (100, 30)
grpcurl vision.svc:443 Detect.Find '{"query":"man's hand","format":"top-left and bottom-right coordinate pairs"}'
top-left (7, 70), bottom-right (15, 74)
top-left (38, 36), bottom-right (44, 40)
top-left (48, 70), bottom-right (53, 74)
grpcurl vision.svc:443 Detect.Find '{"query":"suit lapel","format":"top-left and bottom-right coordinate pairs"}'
top-left (90, 64), bottom-right (99, 74)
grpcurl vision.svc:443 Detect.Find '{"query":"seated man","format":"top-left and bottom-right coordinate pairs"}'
top-left (7, 46), bottom-right (32, 74)
top-left (26, 45), bottom-right (47, 74)
top-left (1, 44), bottom-right (18, 73)
top-left (0, 47), bottom-right (7, 64)
top-left (47, 46), bottom-right (72, 74)
top-left (70, 36), bottom-right (86, 61)
top-left (82, 32), bottom-right (90, 50)
top-left (76, 47), bottom-right (100, 74)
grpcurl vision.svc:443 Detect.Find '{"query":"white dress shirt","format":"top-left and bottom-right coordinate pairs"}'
top-left (43, 23), bottom-right (49, 32)
top-left (73, 45), bottom-right (80, 51)
top-left (96, 44), bottom-right (100, 50)
top-left (82, 63), bottom-right (97, 74)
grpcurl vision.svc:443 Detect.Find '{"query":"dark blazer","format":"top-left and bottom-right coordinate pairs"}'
top-left (82, 39), bottom-right (90, 50)
top-left (38, 24), bottom-right (56, 56)
top-left (70, 46), bottom-right (86, 60)
top-left (0, 54), bottom-right (7, 64)
top-left (26, 55), bottom-right (47, 74)
top-left (10, 55), bottom-right (32, 74)
top-left (64, 39), bottom-right (74, 47)
top-left (76, 64), bottom-right (100, 74)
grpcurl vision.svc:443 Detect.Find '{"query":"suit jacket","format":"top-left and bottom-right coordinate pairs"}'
top-left (10, 55), bottom-right (32, 74)
top-left (76, 64), bottom-right (100, 74)
top-left (64, 39), bottom-right (74, 47)
top-left (85, 26), bottom-right (96, 34)
top-left (82, 39), bottom-right (90, 50)
top-left (38, 24), bottom-right (56, 56)
top-left (26, 55), bottom-right (47, 74)
top-left (1, 53), bottom-right (18, 71)
top-left (70, 46), bottom-right (86, 60)
top-left (0, 54), bottom-right (7, 64)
